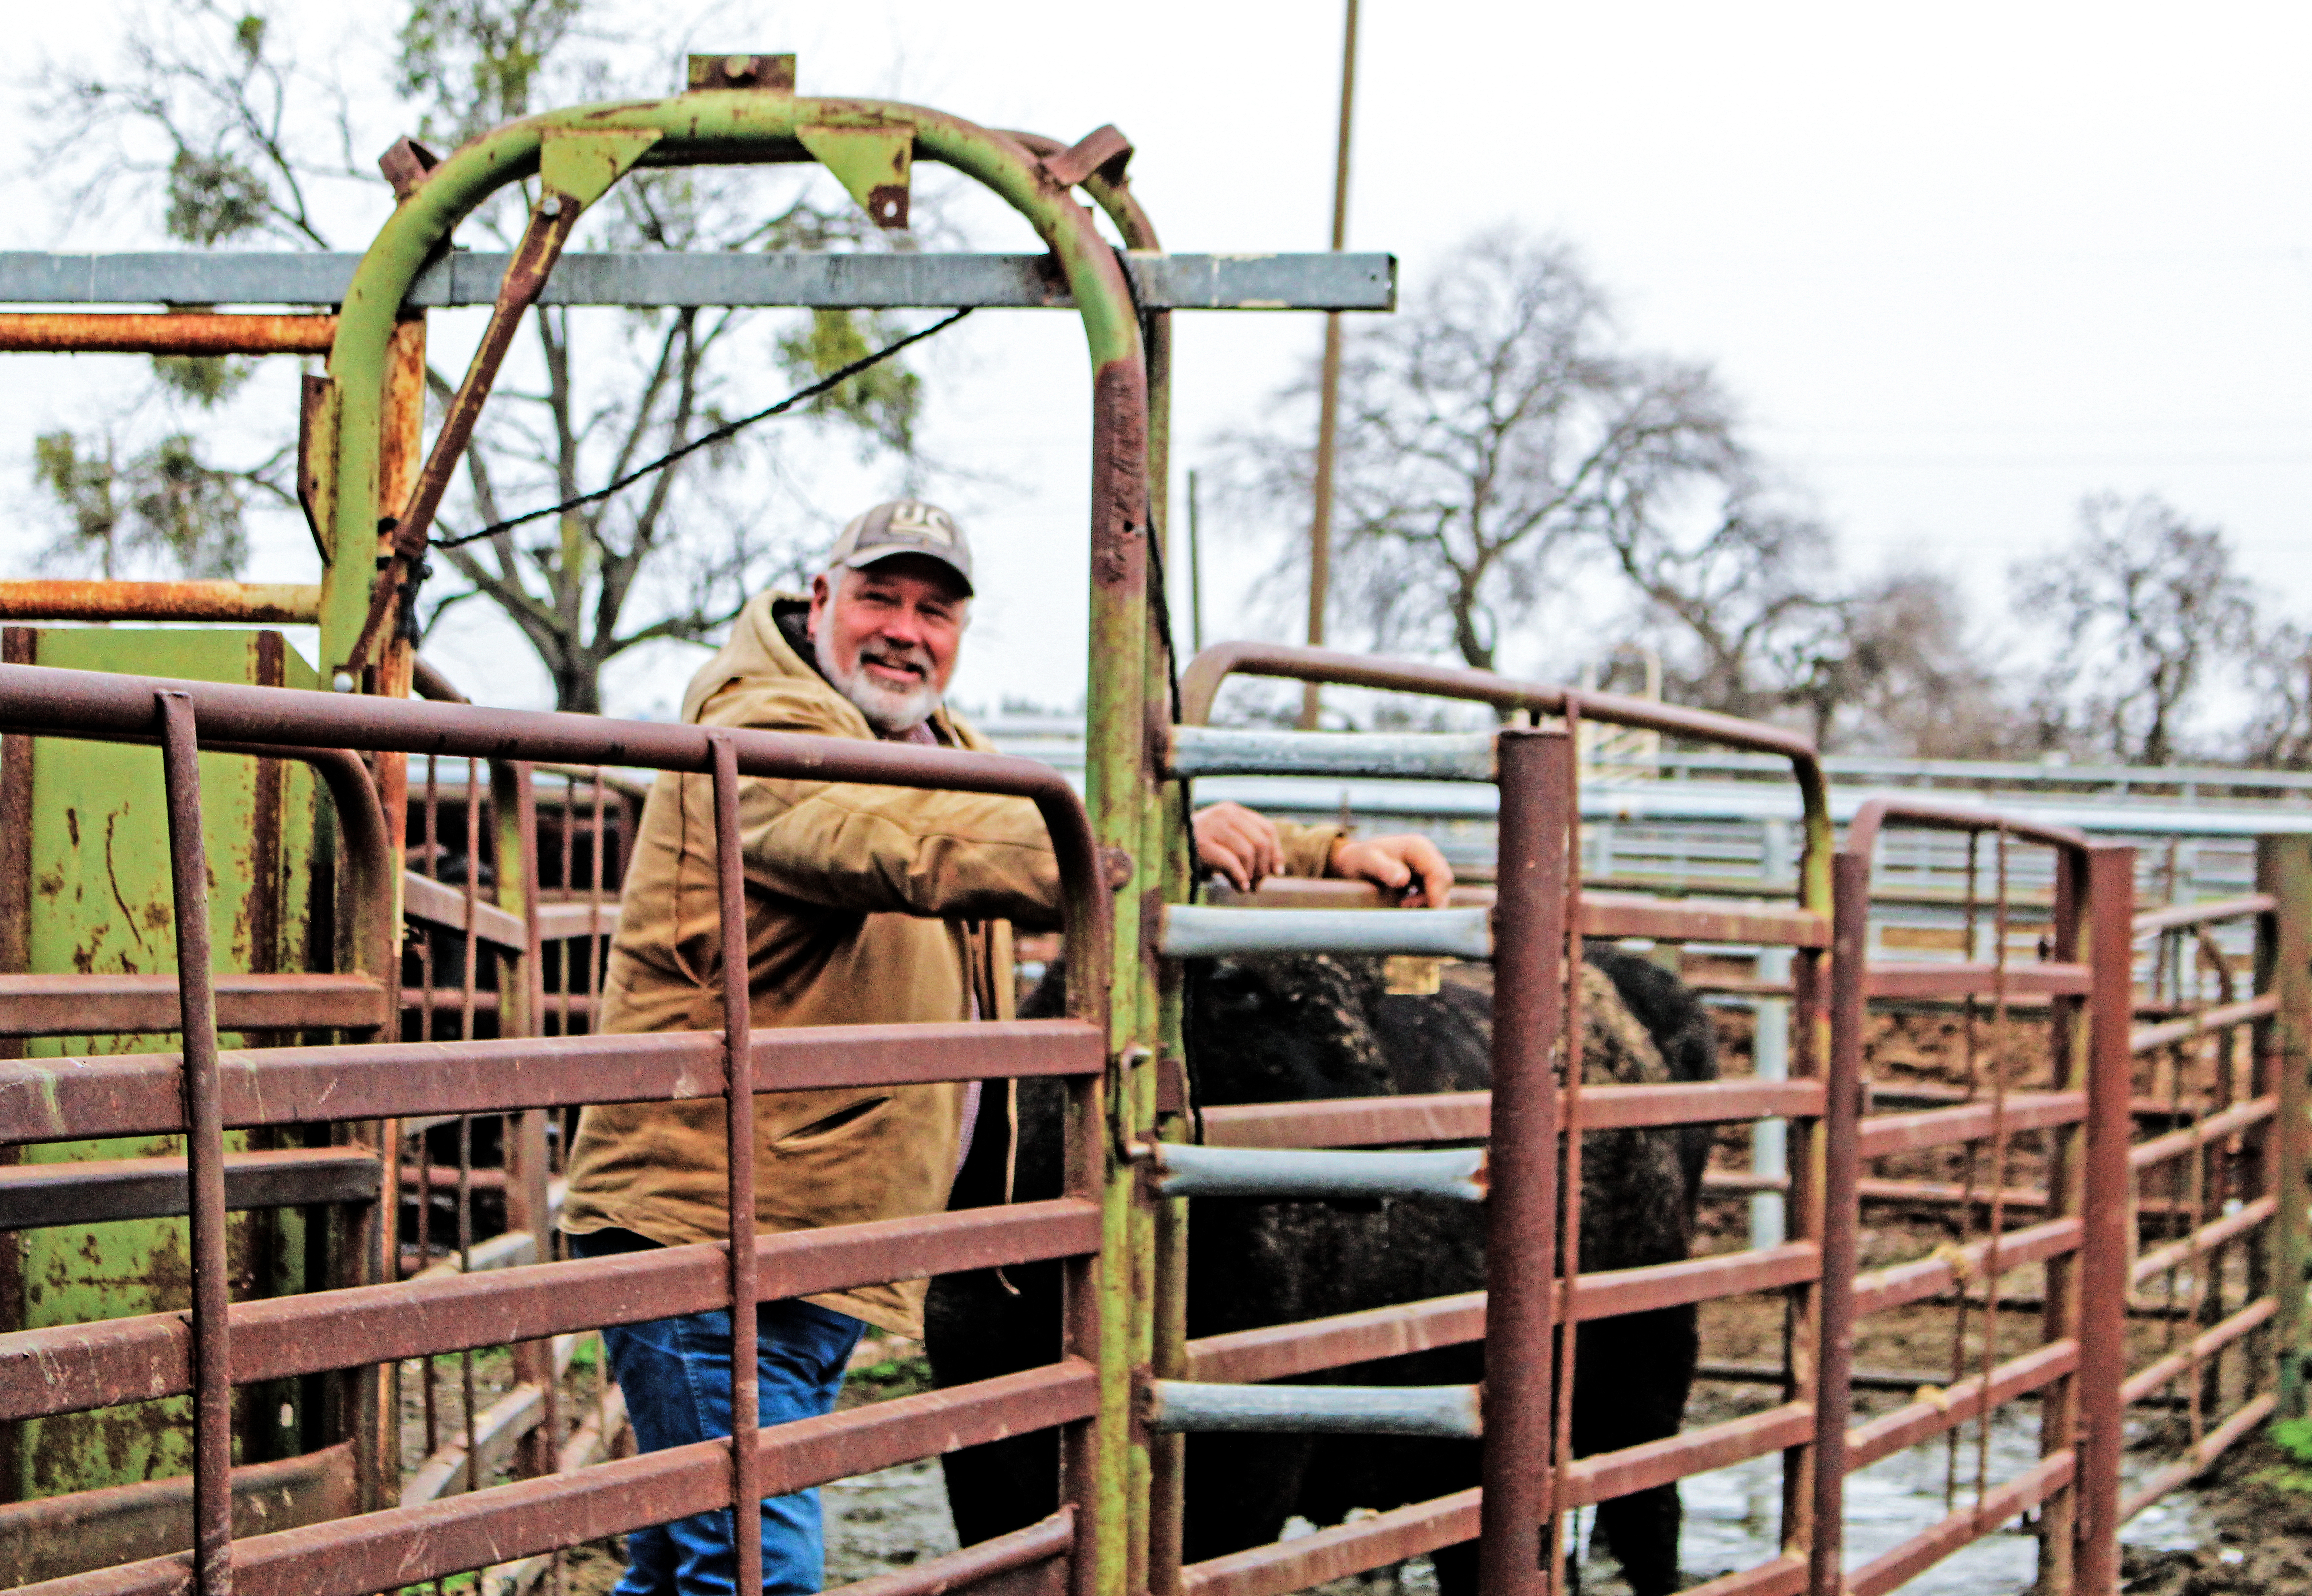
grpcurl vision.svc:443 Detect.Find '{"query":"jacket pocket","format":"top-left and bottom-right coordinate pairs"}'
top-left (772, 1095), bottom-right (892, 1148)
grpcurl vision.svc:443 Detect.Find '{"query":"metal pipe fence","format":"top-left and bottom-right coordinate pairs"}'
top-left (0, 663), bottom-right (1111, 1596)
top-left (0, 649), bottom-right (2304, 1596)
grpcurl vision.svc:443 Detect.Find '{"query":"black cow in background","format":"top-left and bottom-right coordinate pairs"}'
top-left (926, 946), bottom-right (1715, 1596)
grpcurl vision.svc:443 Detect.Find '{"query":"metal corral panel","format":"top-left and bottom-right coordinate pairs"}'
top-left (2, 629), bottom-right (324, 1501)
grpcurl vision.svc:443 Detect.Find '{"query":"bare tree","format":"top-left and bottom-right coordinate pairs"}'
top-left (2239, 621), bottom-right (2312, 768)
top-left (33, 0), bottom-right (930, 711)
top-left (1223, 230), bottom-right (1746, 675)
top-left (1768, 570), bottom-right (2017, 755)
top-left (2011, 492), bottom-right (2255, 765)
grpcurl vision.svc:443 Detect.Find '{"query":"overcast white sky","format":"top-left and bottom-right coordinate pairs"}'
top-left (4, 2), bottom-right (2308, 721)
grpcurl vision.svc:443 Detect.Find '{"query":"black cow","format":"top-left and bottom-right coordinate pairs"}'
top-left (926, 946), bottom-right (1713, 1596)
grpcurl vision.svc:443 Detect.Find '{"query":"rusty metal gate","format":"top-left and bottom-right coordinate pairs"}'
top-left (0, 52), bottom-right (2304, 1596)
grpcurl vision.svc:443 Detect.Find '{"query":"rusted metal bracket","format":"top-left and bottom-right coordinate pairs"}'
top-left (797, 124), bottom-right (914, 229)
top-left (298, 374), bottom-right (337, 563)
top-left (685, 53), bottom-right (795, 92)
top-left (1039, 125), bottom-right (1133, 190)
top-left (378, 137), bottom-right (441, 203)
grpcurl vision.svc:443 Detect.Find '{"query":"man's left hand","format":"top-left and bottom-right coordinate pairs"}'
top-left (1328, 833), bottom-right (1455, 908)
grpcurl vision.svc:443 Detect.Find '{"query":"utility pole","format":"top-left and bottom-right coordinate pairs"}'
top-left (1300, 0), bottom-right (1359, 730)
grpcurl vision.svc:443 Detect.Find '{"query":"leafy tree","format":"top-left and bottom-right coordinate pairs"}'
top-left (33, 1), bottom-right (931, 711)
top-left (2011, 492), bottom-right (2255, 765)
top-left (33, 429), bottom-right (251, 580)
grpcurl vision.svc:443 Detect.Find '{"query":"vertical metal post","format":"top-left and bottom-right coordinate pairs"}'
top-left (1298, 0), bottom-right (1360, 731)
top-left (159, 691), bottom-right (232, 1596)
top-left (1185, 469), bottom-right (1205, 656)
top-left (2038, 850), bottom-right (2086, 1594)
top-left (2259, 836), bottom-right (2311, 1416)
top-left (1751, 945), bottom-right (1793, 1250)
top-left (709, 736), bottom-right (762, 1592)
top-left (1478, 727), bottom-right (1569, 1596)
top-left (1806, 852), bottom-right (1867, 1596)
top-left (492, 759), bottom-right (556, 1476)
top-left (2073, 845), bottom-right (2136, 1595)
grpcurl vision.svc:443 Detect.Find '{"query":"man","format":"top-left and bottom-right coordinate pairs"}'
top-left (561, 500), bottom-right (1452, 1595)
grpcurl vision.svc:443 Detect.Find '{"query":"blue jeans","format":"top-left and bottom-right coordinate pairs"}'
top-left (574, 1228), bottom-right (868, 1595)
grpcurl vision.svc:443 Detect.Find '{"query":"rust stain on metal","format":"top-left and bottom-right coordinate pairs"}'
top-left (0, 315), bottom-right (336, 356)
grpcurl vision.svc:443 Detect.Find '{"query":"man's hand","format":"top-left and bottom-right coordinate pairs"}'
top-left (1191, 802), bottom-right (1285, 892)
top-left (1328, 833), bottom-right (1455, 908)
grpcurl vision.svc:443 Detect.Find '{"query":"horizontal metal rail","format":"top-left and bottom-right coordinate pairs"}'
top-left (0, 1443), bottom-right (356, 1586)
top-left (0, 972), bottom-right (389, 1038)
top-left (0, 250), bottom-right (1398, 311)
top-left (2127, 1094), bottom-right (2276, 1169)
top-left (1141, 1380), bottom-right (1481, 1437)
top-left (1165, 726), bottom-right (1496, 782)
top-left (2129, 1194), bottom-right (2276, 1287)
top-left (0, 580), bottom-right (322, 623)
top-left (1846, 1449), bottom-right (2076, 1596)
top-left (1564, 1401), bottom-right (1813, 1512)
top-left (535, 900), bottom-right (620, 942)
top-left (1849, 1217), bottom-right (2081, 1317)
top-left (0, 1147), bottom-right (379, 1230)
top-left (1160, 905), bottom-right (1491, 959)
top-left (1863, 961), bottom-right (2092, 1000)
top-left (1674, 1557), bottom-right (1810, 1596)
top-left (1855, 1092), bottom-right (2086, 1160)
top-left (1843, 1339), bottom-right (2080, 1473)
top-left (402, 871), bottom-right (527, 951)
top-left (2120, 1296), bottom-right (2276, 1404)
top-left (2118, 1392), bottom-right (2278, 1523)
top-left (1147, 1144), bottom-right (1485, 1201)
top-left (834, 1510), bottom-right (1076, 1596)
top-left (0, 313), bottom-right (336, 354)
top-left (1196, 1079), bottom-right (1826, 1149)
top-left (0, 1019), bottom-right (1103, 1144)
top-left (2129, 993), bottom-right (2278, 1053)
top-left (30, 1361), bottom-right (1100, 1596)
top-left (1182, 1243), bottom-right (1820, 1386)
top-left (0, 1200), bottom-right (1099, 1423)
top-left (2132, 892), bottom-right (2278, 934)
top-left (1201, 878), bottom-right (1829, 948)
top-left (1170, 1403), bottom-right (1816, 1596)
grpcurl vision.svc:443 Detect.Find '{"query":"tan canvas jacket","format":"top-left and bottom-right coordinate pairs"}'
top-left (562, 590), bottom-right (1336, 1335)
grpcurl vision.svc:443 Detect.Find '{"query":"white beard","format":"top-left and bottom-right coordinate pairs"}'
top-left (815, 629), bottom-right (943, 736)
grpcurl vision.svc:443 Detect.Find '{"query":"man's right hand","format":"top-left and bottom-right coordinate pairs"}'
top-left (1191, 802), bottom-right (1285, 893)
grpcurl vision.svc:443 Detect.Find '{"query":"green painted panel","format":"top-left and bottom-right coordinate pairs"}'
top-left (10, 630), bottom-right (324, 1499)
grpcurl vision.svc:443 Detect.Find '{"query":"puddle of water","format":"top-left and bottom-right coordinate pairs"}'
top-left (1651, 1407), bottom-right (2219, 1595)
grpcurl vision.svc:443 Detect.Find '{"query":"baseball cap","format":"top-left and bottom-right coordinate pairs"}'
top-left (826, 499), bottom-right (973, 596)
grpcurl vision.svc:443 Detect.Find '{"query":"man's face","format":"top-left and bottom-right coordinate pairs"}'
top-left (806, 557), bottom-right (971, 734)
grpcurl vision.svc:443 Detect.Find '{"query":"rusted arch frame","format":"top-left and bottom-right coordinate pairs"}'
top-left (316, 94), bottom-right (1147, 682)
top-left (1823, 796), bottom-right (2125, 1596)
top-left (305, 95), bottom-right (1157, 1595)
